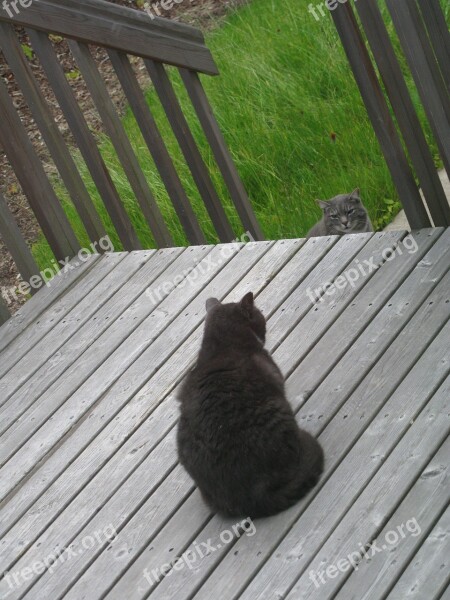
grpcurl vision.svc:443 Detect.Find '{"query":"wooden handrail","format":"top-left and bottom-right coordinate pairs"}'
top-left (0, 0), bottom-right (218, 75)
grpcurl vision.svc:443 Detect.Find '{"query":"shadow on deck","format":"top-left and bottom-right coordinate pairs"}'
top-left (0, 230), bottom-right (449, 600)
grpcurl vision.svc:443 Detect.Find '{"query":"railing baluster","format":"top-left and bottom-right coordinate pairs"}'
top-left (355, 0), bottom-right (450, 227)
top-left (28, 29), bottom-right (142, 251)
top-left (0, 77), bottom-right (81, 261)
top-left (386, 0), bottom-right (450, 177)
top-left (145, 60), bottom-right (235, 242)
top-left (0, 295), bottom-right (11, 325)
top-left (416, 0), bottom-right (450, 94)
top-left (108, 50), bottom-right (206, 245)
top-left (68, 41), bottom-right (173, 248)
top-left (0, 23), bottom-right (107, 244)
top-left (0, 192), bottom-right (40, 290)
top-left (331, 2), bottom-right (431, 229)
top-left (179, 69), bottom-right (264, 240)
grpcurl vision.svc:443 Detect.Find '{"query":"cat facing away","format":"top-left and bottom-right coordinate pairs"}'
top-left (307, 188), bottom-right (373, 238)
top-left (177, 292), bottom-right (324, 519)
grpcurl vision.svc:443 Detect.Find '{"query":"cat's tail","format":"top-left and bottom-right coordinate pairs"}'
top-left (247, 432), bottom-right (324, 519)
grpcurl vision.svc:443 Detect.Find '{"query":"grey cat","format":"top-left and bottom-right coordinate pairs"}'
top-left (307, 189), bottom-right (373, 238)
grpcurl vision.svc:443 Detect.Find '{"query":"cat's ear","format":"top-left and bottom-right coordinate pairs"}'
top-left (316, 200), bottom-right (329, 211)
top-left (351, 188), bottom-right (361, 201)
top-left (205, 298), bottom-right (221, 313)
top-left (240, 291), bottom-right (254, 317)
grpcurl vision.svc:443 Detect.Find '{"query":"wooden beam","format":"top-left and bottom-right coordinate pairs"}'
top-left (0, 0), bottom-right (218, 75)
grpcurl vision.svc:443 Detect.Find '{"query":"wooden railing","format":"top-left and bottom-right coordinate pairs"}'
top-left (331, 0), bottom-right (450, 230)
top-left (0, 0), bottom-right (263, 323)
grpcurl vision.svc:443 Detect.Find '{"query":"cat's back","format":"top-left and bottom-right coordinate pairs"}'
top-left (177, 349), bottom-right (292, 450)
top-left (306, 219), bottom-right (326, 238)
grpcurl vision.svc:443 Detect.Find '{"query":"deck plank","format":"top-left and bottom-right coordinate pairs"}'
top-left (0, 251), bottom-right (146, 424)
top-left (285, 420), bottom-right (450, 600)
top-left (0, 247), bottom-right (185, 441)
top-left (0, 240), bottom-right (303, 598)
top-left (334, 442), bottom-right (449, 599)
top-left (143, 319), bottom-right (450, 600)
top-left (387, 506), bottom-right (450, 600)
top-left (0, 254), bottom-right (117, 380)
top-left (0, 232), bottom-right (448, 600)
top-left (153, 235), bottom-right (448, 598)
top-left (0, 255), bottom-right (101, 355)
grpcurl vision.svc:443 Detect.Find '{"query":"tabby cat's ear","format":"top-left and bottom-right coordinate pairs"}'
top-left (240, 291), bottom-right (254, 316)
top-left (205, 298), bottom-right (221, 313)
top-left (316, 200), bottom-right (329, 211)
top-left (351, 188), bottom-right (361, 201)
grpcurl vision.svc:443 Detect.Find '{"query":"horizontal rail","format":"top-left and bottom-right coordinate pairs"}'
top-left (0, 0), bottom-right (218, 75)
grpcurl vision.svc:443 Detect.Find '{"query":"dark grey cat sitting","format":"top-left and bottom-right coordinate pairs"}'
top-left (307, 188), bottom-right (373, 237)
top-left (177, 292), bottom-right (324, 518)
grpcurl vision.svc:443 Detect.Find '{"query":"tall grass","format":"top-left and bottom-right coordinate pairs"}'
top-left (33, 0), bottom-right (442, 267)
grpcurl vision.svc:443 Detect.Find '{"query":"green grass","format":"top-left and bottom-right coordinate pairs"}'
top-left (33, 0), bottom-right (442, 267)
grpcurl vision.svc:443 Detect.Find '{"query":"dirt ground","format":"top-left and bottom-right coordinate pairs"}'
top-left (0, 0), bottom-right (247, 314)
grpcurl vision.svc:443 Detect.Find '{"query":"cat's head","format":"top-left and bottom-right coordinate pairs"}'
top-left (205, 292), bottom-right (266, 344)
top-left (317, 189), bottom-right (368, 234)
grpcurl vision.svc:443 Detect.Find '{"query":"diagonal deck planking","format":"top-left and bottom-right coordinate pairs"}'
top-left (0, 231), bottom-right (448, 600)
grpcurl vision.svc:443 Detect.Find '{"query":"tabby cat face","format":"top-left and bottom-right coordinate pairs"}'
top-left (318, 189), bottom-right (368, 234)
top-left (205, 292), bottom-right (266, 343)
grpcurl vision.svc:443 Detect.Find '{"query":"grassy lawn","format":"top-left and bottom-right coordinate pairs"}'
top-left (33, 0), bottom-right (442, 266)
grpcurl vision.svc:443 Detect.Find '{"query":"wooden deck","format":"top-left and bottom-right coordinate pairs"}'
top-left (0, 230), bottom-right (448, 600)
